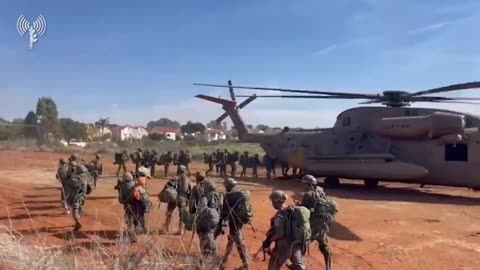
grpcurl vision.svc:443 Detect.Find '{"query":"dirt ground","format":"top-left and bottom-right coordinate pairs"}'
top-left (0, 150), bottom-right (480, 270)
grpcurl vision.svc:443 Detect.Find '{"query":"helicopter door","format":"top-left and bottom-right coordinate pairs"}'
top-left (444, 143), bottom-right (468, 162)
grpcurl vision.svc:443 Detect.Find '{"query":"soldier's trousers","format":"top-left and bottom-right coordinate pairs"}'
top-left (313, 229), bottom-right (332, 270)
top-left (241, 166), bottom-right (247, 177)
top-left (207, 164), bottom-right (214, 176)
top-left (230, 164), bottom-right (236, 178)
top-left (164, 164), bottom-right (169, 177)
top-left (150, 164), bottom-right (155, 177)
top-left (60, 182), bottom-right (68, 210)
top-left (252, 167), bottom-right (258, 178)
top-left (221, 225), bottom-right (250, 270)
top-left (163, 202), bottom-right (177, 232)
top-left (198, 231), bottom-right (218, 258)
top-left (268, 241), bottom-right (306, 270)
top-left (116, 164), bottom-right (126, 176)
top-left (266, 168), bottom-right (273, 179)
top-left (176, 197), bottom-right (188, 233)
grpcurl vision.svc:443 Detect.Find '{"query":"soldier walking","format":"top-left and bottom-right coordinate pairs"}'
top-left (251, 154), bottom-right (261, 178)
top-left (65, 161), bottom-right (90, 232)
top-left (150, 150), bottom-right (158, 177)
top-left (115, 172), bottom-right (136, 242)
top-left (281, 161), bottom-right (289, 177)
top-left (133, 148), bottom-right (143, 176)
top-left (87, 154), bottom-right (103, 188)
top-left (297, 175), bottom-right (337, 270)
top-left (116, 149), bottom-right (129, 177)
top-left (163, 151), bottom-right (173, 177)
top-left (262, 190), bottom-right (306, 270)
top-left (216, 178), bottom-right (252, 270)
top-left (56, 158), bottom-right (70, 213)
top-left (228, 151), bottom-right (239, 178)
top-left (239, 151), bottom-right (249, 178)
top-left (206, 152), bottom-right (215, 176)
top-left (131, 176), bottom-right (152, 234)
top-left (263, 154), bottom-right (274, 179)
top-left (159, 176), bottom-right (179, 234)
top-left (175, 165), bottom-right (191, 236)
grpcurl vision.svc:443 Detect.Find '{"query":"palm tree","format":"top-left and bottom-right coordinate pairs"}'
top-left (95, 118), bottom-right (110, 140)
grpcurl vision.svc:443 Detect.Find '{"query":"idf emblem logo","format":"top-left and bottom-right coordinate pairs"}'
top-left (17, 15), bottom-right (47, 49)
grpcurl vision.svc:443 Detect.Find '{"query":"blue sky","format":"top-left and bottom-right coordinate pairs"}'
top-left (1, 0), bottom-right (480, 128)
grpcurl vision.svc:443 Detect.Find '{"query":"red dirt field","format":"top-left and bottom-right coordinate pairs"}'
top-left (1, 150), bottom-right (480, 269)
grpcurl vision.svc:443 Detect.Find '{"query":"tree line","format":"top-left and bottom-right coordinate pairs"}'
top-left (0, 97), bottom-right (273, 143)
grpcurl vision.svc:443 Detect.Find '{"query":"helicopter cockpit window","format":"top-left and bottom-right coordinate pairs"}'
top-left (342, 117), bottom-right (351, 127)
top-left (445, 143), bottom-right (468, 162)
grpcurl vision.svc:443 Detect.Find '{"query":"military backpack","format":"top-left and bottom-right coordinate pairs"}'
top-left (158, 178), bottom-right (178, 203)
top-left (116, 180), bottom-right (135, 204)
top-left (284, 206), bottom-right (312, 245)
top-left (194, 192), bottom-right (221, 233)
top-left (225, 189), bottom-right (254, 225)
top-left (312, 190), bottom-right (338, 226)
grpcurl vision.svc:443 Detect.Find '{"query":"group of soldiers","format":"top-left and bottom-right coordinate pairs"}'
top-left (55, 153), bottom-right (103, 231)
top-left (114, 148), bottom-right (193, 178)
top-left (203, 150), bottom-right (304, 179)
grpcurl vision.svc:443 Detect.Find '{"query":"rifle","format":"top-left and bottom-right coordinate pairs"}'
top-left (252, 246), bottom-right (266, 262)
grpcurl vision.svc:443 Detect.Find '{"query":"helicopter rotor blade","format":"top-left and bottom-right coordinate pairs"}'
top-left (194, 83), bottom-right (379, 99)
top-left (215, 94), bottom-right (257, 124)
top-left (227, 80), bottom-right (236, 102)
top-left (234, 94), bottom-right (367, 99)
top-left (411, 81), bottom-right (480, 96)
top-left (423, 100), bottom-right (480, 105)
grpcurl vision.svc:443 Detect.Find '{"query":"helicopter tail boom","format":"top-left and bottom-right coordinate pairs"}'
top-left (195, 94), bottom-right (251, 141)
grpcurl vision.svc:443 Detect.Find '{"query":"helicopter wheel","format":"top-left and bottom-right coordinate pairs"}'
top-left (324, 176), bottom-right (340, 189)
top-left (364, 179), bottom-right (379, 188)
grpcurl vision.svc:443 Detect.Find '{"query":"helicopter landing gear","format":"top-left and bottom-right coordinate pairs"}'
top-left (324, 176), bottom-right (340, 189)
top-left (364, 179), bottom-right (379, 188)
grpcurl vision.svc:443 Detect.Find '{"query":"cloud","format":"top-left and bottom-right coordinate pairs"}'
top-left (312, 44), bottom-right (343, 56)
top-left (406, 22), bottom-right (451, 35)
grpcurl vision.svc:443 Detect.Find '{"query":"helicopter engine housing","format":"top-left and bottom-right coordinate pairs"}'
top-left (373, 112), bottom-right (465, 139)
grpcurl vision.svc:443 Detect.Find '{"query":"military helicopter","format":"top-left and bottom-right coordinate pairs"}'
top-left (194, 81), bottom-right (480, 190)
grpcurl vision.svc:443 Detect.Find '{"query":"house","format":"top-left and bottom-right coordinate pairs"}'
top-left (198, 129), bottom-right (227, 142)
top-left (148, 126), bottom-right (180, 140)
top-left (86, 125), bottom-right (112, 141)
top-left (111, 125), bottom-right (148, 141)
top-left (225, 129), bottom-right (239, 140)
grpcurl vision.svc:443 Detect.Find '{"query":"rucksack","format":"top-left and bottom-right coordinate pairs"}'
top-left (225, 190), bottom-right (254, 225)
top-left (195, 192), bottom-right (221, 233)
top-left (158, 178), bottom-right (178, 203)
top-left (312, 190), bottom-right (338, 226)
top-left (181, 210), bottom-right (195, 231)
top-left (285, 206), bottom-right (312, 245)
top-left (117, 180), bottom-right (135, 204)
top-left (134, 186), bottom-right (153, 213)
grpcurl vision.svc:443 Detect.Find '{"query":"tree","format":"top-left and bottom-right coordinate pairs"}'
top-left (147, 118), bottom-right (181, 129)
top-left (23, 111), bottom-right (39, 138)
top-left (206, 120), bottom-right (221, 130)
top-left (256, 124), bottom-right (269, 131)
top-left (95, 117), bottom-right (110, 140)
top-left (59, 118), bottom-right (87, 142)
top-left (180, 122), bottom-right (206, 134)
top-left (149, 133), bottom-right (167, 141)
top-left (36, 97), bottom-right (59, 142)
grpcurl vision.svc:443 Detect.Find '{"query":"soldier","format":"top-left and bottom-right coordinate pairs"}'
top-left (189, 171), bottom-right (207, 214)
top-left (65, 161), bottom-right (90, 232)
top-left (159, 176), bottom-right (179, 234)
top-left (297, 175), bottom-right (336, 270)
top-left (133, 148), bottom-right (143, 176)
top-left (87, 154), bottom-right (103, 188)
top-left (262, 190), bottom-right (306, 270)
top-left (251, 154), bottom-right (261, 178)
top-left (281, 161), bottom-right (289, 177)
top-left (116, 149), bottom-right (129, 177)
top-left (56, 158), bottom-right (70, 213)
top-left (206, 152), bottom-right (215, 176)
top-left (216, 178), bottom-right (251, 270)
top-left (263, 154), bottom-right (274, 179)
top-left (240, 151), bottom-right (249, 178)
top-left (271, 158), bottom-right (277, 177)
top-left (131, 175), bottom-right (152, 234)
top-left (149, 150), bottom-right (158, 177)
top-left (228, 151), bottom-right (239, 178)
top-left (215, 149), bottom-right (221, 174)
top-left (175, 165), bottom-right (191, 236)
top-left (194, 179), bottom-right (221, 266)
top-left (218, 150), bottom-right (228, 177)
top-left (185, 150), bottom-right (192, 176)
top-left (163, 151), bottom-right (173, 177)
top-left (115, 172), bottom-right (136, 242)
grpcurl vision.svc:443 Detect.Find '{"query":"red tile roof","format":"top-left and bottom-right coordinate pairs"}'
top-left (149, 126), bottom-right (180, 134)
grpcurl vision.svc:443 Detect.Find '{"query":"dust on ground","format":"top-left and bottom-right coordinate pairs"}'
top-left (1, 150), bottom-right (479, 270)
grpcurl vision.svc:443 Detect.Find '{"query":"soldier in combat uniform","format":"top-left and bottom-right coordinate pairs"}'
top-left (262, 190), bottom-right (306, 270)
top-left (251, 154), bottom-right (261, 178)
top-left (297, 175), bottom-right (334, 270)
top-left (87, 154), bottom-right (103, 188)
top-left (116, 149), bottom-right (129, 177)
top-left (163, 151), bottom-right (173, 177)
top-left (175, 165), bottom-right (191, 236)
top-left (216, 178), bottom-right (251, 270)
top-left (65, 160), bottom-right (90, 232)
top-left (56, 158), bottom-right (70, 213)
top-left (239, 151), bottom-right (249, 178)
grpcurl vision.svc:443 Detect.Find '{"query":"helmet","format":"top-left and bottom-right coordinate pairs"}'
top-left (59, 158), bottom-right (66, 165)
top-left (178, 165), bottom-right (187, 173)
top-left (223, 178), bottom-right (237, 188)
top-left (269, 190), bottom-right (288, 203)
top-left (203, 179), bottom-right (217, 193)
top-left (76, 164), bottom-right (88, 174)
top-left (122, 149), bottom-right (128, 154)
top-left (95, 154), bottom-right (101, 159)
top-left (123, 172), bottom-right (134, 181)
top-left (195, 171), bottom-right (206, 180)
top-left (301, 174), bottom-right (317, 185)
top-left (70, 153), bottom-right (80, 161)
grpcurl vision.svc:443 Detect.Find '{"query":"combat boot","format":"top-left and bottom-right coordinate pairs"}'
top-left (175, 223), bottom-right (185, 236)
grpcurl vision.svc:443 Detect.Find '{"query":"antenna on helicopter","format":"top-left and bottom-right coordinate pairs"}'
top-left (195, 81), bottom-right (480, 107)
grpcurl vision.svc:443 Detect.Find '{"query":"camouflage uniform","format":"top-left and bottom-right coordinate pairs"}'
top-left (239, 152), bottom-right (249, 178)
top-left (115, 173), bottom-right (136, 241)
top-left (263, 191), bottom-right (306, 270)
top-left (215, 150), bottom-right (221, 173)
top-left (130, 179), bottom-right (151, 234)
top-left (206, 153), bottom-right (215, 176)
top-left (300, 175), bottom-right (332, 270)
top-left (88, 154), bottom-right (103, 188)
top-left (228, 152), bottom-right (239, 178)
top-left (220, 150), bottom-right (228, 177)
top-left (175, 165), bottom-right (191, 235)
top-left (116, 150), bottom-right (129, 177)
top-left (281, 161), bottom-right (290, 176)
top-left (250, 154), bottom-right (261, 178)
top-left (163, 151), bottom-right (173, 177)
top-left (150, 150), bottom-right (158, 177)
top-left (133, 148), bottom-right (143, 176)
top-left (189, 171), bottom-right (207, 215)
top-left (161, 176), bottom-right (178, 233)
top-left (217, 178), bottom-right (250, 270)
top-left (263, 154), bottom-right (274, 179)
top-left (56, 159), bottom-right (70, 212)
top-left (65, 161), bottom-right (89, 231)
